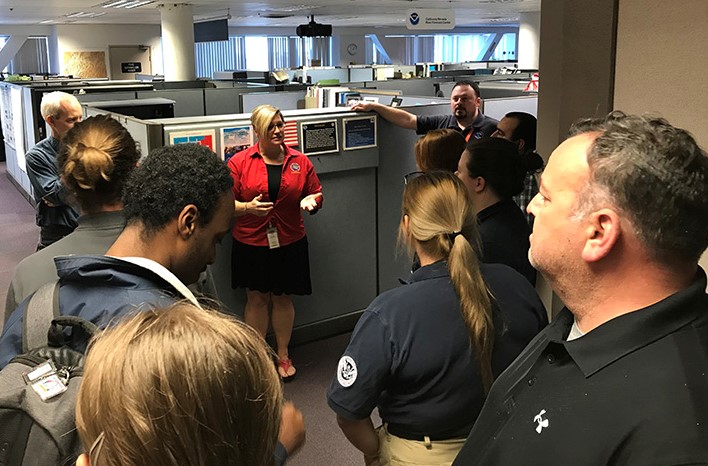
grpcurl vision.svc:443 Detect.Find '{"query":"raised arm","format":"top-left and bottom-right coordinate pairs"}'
top-left (351, 102), bottom-right (417, 130)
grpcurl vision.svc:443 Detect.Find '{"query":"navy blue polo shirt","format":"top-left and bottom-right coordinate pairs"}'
top-left (453, 268), bottom-right (708, 466)
top-left (478, 199), bottom-right (536, 285)
top-left (327, 260), bottom-right (547, 440)
top-left (416, 112), bottom-right (498, 140)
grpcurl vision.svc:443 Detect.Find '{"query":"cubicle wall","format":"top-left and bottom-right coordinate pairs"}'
top-left (149, 108), bottom-right (381, 343)
top-left (374, 103), bottom-right (450, 293)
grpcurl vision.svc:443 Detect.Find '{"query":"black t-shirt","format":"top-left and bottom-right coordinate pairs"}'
top-left (453, 269), bottom-right (708, 466)
top-left (265, 163), bottom-right (282, 202)
top-left (327, 260), bottom-right (547, 440)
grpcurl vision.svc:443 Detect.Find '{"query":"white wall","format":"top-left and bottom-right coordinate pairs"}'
top-left (55, 24), bottom-right (163, 76)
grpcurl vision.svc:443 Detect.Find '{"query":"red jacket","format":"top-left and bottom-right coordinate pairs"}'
top-left (228, 144), bottom-right (323, 247)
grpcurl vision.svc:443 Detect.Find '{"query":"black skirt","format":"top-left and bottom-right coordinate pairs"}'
top-left (231, 236), bottom-right (312, 295)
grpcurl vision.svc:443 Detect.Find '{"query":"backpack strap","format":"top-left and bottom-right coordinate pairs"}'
top-left (22, 281), bottom-right (60, 353)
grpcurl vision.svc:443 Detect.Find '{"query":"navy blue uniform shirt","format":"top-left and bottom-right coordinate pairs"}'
top-left (416, 112), bottom-right (498, 140)
top-left (328, 260), bottom-right (547, 440)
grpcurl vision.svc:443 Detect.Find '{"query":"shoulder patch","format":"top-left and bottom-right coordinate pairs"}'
top-left (337, 355), bottom-right (358, 387)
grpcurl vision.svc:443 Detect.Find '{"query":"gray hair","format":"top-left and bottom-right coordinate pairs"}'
top-left (40, 91), bottom-right (80, 119)
top-left (569, 112), bottom-right (708, 265)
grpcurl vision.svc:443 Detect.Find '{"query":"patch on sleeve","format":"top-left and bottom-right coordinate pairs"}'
top-left (337, 355), bottom-right (358, 387)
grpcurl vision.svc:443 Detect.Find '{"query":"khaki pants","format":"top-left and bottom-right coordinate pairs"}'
top-left (377, 425), bottom-right (465, 466)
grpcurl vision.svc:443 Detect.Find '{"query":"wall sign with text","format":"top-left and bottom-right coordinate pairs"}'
top-left (406, 9), bottom-right (455, 30)
top-left (342, 116), bottom-right (377, 151)
top-left (300, 120), bottom-right (339, 155)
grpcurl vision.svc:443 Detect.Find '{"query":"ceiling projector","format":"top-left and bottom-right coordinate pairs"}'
top-left (296, 16), bottom-right (332, 37)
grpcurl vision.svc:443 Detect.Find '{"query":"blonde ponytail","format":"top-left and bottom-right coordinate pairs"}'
top-left (401, 171), bottom-right (495, 392)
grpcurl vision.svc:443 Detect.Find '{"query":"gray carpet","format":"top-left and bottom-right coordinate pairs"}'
top-left (0, 162), bottom-right (365, 465)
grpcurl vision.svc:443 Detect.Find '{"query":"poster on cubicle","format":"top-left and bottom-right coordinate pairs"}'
top-left (342, 116), bottom-right (377, 151)
top-left (169, 129), bottom-right (216, 152)
top-left (300, 120), bottom-right (339, 156)
top-left (221, 126), bottom-right (253, 163)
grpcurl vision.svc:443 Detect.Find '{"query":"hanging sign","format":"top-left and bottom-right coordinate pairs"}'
top-left (406, 9), bottom-right (456, 30)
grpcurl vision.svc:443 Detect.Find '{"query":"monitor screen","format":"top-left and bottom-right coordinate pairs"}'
top-left (194, 19), bottom-right (228, 43)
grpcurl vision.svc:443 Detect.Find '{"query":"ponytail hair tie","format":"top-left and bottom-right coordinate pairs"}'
top-left (445, 230), bottom-right (461, 244)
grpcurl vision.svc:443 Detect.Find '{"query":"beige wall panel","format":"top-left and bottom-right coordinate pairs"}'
top-left (614, 0), bottom-right (708, 278)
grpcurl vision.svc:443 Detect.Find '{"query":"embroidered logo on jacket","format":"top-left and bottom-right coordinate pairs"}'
top-left (291, 163), bottom-right (301, 172)
top-left (534, 409), bottom-right (549, 433)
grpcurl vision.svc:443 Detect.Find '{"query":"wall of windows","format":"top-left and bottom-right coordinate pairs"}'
top-left (366, 31), bottom-right (517, 65)
top-left (195, 35), bottom-right (333, 79)
top-left (0, 36), bottom-right (50, 75)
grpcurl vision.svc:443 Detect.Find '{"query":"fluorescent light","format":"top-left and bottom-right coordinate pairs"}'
top-left (125, 0), bottom-right (154, 8)
top-left (102, 0), bottom-right (128, 7)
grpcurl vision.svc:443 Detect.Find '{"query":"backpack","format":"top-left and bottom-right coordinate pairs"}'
top-left (0, 282), bottom-right (97, 466)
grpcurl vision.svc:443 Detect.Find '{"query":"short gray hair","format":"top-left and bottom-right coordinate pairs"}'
top-left (40, 91), bottom-right (80, 119)
top-left (570, 112), bottom-right (708, 265)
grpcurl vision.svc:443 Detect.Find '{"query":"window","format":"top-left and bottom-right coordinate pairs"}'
top-left (0, 36), bottom-right (50, 75)
top-left (195, 35), bottom-right (333, 78)
top-left (365, 31), bottom-right (518, 66)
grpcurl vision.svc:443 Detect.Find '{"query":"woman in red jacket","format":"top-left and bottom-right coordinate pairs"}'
top-left (228, 105), bottom-right (323, 380)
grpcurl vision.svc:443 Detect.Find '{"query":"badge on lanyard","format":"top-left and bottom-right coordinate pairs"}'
top-left (266, 220), bottom-right (280, 249)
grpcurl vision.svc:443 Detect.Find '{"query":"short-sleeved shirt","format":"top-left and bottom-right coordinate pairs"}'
top-left (416, 112), bottom-right (498, 140)
top-left (327, 260), bottom-right (547, 440)
top-left (228, 144), bottom-right (323, 247)
top-left (477, 199), bottom-right (536, 285)
top-left (24, 136), bottom-right (79, 229)
top-left (452, 268), bottom-right (708, 466)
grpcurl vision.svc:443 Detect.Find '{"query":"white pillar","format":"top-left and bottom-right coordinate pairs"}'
top-left (158, 3), bottom-right (196, 81)
top-left (518, 11), bottom-right (541, 70)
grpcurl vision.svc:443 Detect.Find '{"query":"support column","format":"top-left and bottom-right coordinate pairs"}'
top-left (158, 3), bottom-right (196, 81)
top-left (535, 0), bottom-right (618, 316)
top-left (518, 12), bottom-right (540, 69)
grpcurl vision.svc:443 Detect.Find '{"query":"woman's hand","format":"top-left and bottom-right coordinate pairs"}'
top-left (300, 193), bottom-right (323, 212)
top-left (245, 194), bottom-right (274, 216)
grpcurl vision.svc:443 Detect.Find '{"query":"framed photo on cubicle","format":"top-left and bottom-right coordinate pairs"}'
top-left (169, 129), bottom-right (216, 152)
top-left (342, 116), bottom-right (377, 151)
top-left (221, 126), bottom-right (253, 163)
top-left (299, 120), bottom-right (339, 156)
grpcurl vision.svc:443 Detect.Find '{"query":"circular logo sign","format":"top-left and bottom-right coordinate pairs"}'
top-left (409, 12), bottom-right (420, 26)
top-left (337, 356), bottom-right (358, 387)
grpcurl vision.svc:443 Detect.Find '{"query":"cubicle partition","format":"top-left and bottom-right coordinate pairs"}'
top-left (81, 108), bottom-right (380, 344)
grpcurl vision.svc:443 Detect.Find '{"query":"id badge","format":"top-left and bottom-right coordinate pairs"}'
top-left (267, 224), bottom-right (280, 249)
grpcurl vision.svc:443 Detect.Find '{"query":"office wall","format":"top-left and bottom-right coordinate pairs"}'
top-left (613, 0), bottom-right (708, 275)
top-left (55, 24), bottom-right (163, 76)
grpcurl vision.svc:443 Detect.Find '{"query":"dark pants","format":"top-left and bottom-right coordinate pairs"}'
top-left (37, 224), bottom-right (74, 251)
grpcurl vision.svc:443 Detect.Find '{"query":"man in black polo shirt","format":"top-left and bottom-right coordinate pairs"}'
top-left (453, 112), bottom-right (708, 465)
top-left (351, 80), bottom-right (498, 141)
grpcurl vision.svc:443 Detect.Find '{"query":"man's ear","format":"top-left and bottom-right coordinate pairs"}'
top-left (177, 204), bottom-right (199, 239)
top-left (581, 208), bottom-right (620, 263)
top-left (76, 453), bottom-right (90, 466)
top-left (474, 176), bottom-right (486, 194)
top-left (518, 139), bottom-right (526, 154)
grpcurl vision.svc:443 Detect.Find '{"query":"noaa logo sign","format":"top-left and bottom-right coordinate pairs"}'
top-left (405, 8), bottom-right (455, 30)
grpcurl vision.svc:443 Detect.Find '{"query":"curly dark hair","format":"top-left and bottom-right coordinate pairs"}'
top-left (123, 144), bottom-right (233, 233)
top-left (58, 115), bottom-right (140, 212)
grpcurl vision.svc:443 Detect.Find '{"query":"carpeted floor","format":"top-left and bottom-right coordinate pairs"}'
top-left (0, 162), bottom-right (366, 465)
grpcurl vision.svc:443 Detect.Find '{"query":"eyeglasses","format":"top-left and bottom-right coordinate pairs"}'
top-left (403, 171), bottom-right (425, 185)
top-left (268, 122), bottom-right (285, 131)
